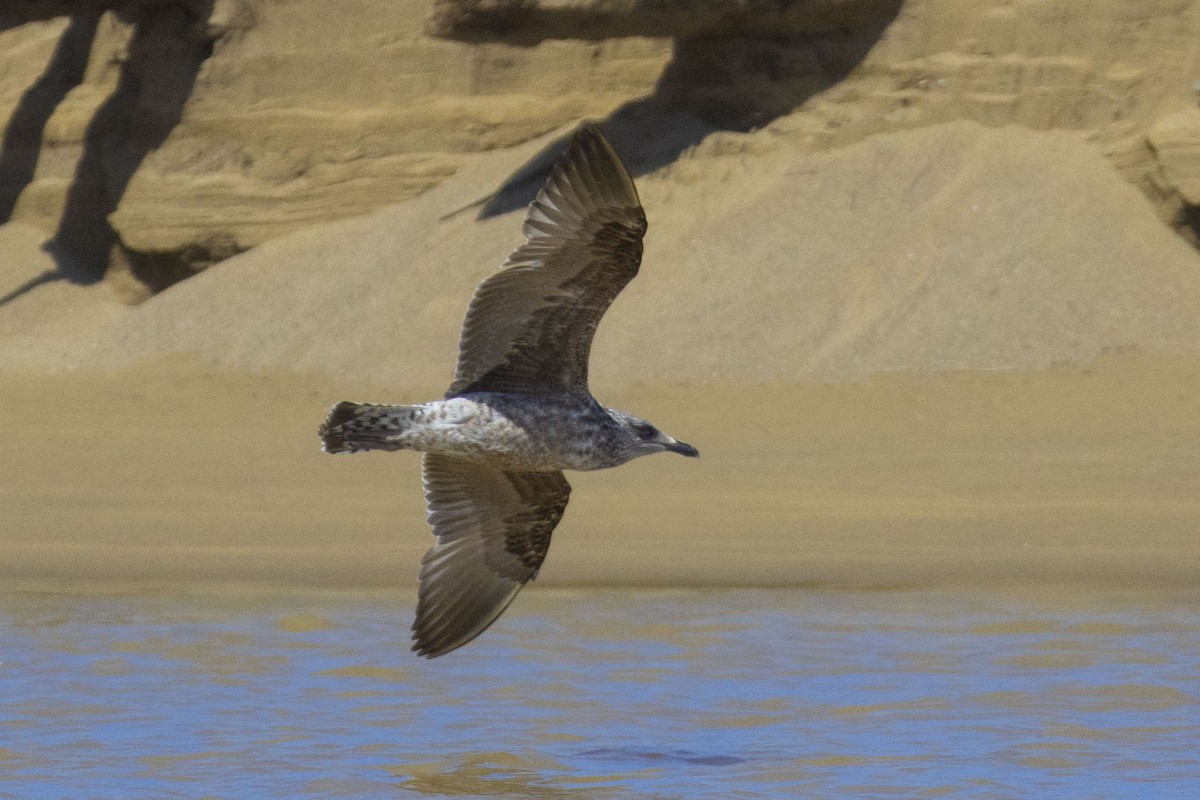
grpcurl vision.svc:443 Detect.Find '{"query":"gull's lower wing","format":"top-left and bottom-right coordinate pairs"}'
top-left (413, 454), bottom-right (571, 658)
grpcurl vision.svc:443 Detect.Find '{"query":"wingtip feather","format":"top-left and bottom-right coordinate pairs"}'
top-left (522, 121), bottom-right (641, 243)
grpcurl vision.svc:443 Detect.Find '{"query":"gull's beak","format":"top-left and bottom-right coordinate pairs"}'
top-left (665, 438), bottom-right (699, 458)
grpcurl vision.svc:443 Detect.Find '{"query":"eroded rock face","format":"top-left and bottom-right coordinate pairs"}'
top-left (1145, 109), bottom-right (1200, 244)
top-left (1150, 111), bottom-right (1200, 207)
top-left (0, 0), bottom-right (1198, 300)
top-left (0, 0), bottom-right (673, 298)
top-left (0, 1), bottom-right (166, 26)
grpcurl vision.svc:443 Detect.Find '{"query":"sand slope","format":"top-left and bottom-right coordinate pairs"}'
top-left (4, 121), bottom-right (1200, 388)
top-left (0, 221), bottom-right (128, 369)
top-left (4, 122), bottom-right (1200, 590)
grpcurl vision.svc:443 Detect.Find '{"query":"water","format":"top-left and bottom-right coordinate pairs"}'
top-left (1, 588), bottom-right (1197, 799)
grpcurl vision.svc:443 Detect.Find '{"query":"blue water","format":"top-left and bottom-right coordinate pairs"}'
top-left (1, 588), bottom-right (1197, 798)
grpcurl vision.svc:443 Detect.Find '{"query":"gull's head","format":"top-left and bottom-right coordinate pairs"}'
top-left (609, 409), bottom-right (699, 460)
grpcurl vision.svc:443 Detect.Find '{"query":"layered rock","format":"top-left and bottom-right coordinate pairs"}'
top-left (0, 1), bottom-right (166, 25)
top-left (0, 0), bottom-right (1199, 300)
top-left (428, 0), bottom-right (903, 41)
top-left (0, 0), bottom-right (672, 294)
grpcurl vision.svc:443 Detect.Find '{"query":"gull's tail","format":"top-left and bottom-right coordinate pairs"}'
top-left (319, 402), bottom-right (420, 454)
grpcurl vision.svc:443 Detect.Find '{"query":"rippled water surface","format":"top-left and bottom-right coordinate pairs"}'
top-left (2, 588), bottom-right (1198, 798)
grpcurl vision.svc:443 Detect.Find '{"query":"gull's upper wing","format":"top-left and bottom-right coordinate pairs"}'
top-left (447, 123), bottom-right (647, 397)
top-left (412, 453), bottom-right (571, 658)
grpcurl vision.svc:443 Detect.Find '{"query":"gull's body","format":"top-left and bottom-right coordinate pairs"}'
top-left (319, 123), bottom-right (697, 658)
top-left (340, 393), bottom-right (637, 472)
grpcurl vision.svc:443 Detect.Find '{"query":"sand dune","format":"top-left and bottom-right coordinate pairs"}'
top-left (4, 121), bottom-right (1200, 388)
top-left (4, 121), bottom-right (1200, 589)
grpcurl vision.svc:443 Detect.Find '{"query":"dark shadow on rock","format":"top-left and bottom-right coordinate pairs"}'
top-left (477, 2), bottom-right (903, 220)
top-left (1176, 203), bottom-right (1200, 249)
top-left (471, 105), bottom-right (719, 222)
top-left (48, 0), bottom-right (214, 285)
top-left (0, 13), bottom-right (100, 224)
top-left (113, 229), bottom-right (242, 297)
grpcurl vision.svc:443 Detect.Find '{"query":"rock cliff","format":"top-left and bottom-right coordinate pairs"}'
top-left (2, 0), bottom-right (1200, 300)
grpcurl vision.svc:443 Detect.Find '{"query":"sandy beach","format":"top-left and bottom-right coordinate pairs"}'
top-left (4, 352), bottom-right (1197, 592)
top-left (2, 72), bottom-right (1200, 598)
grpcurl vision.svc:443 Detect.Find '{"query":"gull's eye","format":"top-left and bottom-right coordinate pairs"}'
top-left (631, 421), bottom-right (656, 439)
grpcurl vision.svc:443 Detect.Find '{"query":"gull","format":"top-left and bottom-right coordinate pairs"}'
top-left (319, 123), bottom-right (698, 658)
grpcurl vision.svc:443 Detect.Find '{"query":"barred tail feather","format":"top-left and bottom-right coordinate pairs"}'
top-left (319, 402), bottom-right (420, 454)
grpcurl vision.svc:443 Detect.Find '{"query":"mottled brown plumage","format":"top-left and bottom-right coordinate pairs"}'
top-left (448, 126), bottom-right (647, 396)
top-left (320, 122), bottom-right (697, 659)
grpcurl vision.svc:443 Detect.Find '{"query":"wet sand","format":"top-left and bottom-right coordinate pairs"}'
top-left (3, 352), bottom-right (1199, 591)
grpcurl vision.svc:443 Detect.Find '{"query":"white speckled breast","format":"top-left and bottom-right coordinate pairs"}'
top-left (404, 393), bottom-right (629, 472)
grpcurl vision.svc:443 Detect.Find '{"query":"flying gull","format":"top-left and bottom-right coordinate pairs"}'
top-left (319, 123), bottom-right (698, 658)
